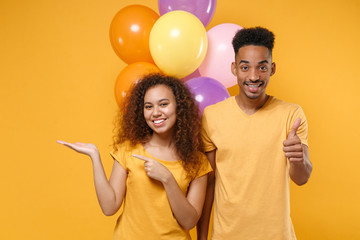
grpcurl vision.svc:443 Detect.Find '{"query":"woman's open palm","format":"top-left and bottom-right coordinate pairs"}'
top-left (57, 140), bottom-right (98, 157)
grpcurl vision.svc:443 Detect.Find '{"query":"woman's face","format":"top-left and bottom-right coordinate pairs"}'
top-left (143, 84), bottom-right (177, 136)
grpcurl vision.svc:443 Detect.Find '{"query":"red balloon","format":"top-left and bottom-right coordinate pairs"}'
top-left (109, 5), bottom-right (159, 64)
top-left (114, 62), bottom-right (161, 107)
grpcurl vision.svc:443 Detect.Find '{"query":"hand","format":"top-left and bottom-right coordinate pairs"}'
top-left (283, 118), bottom-right (304, 165)
top-left (132, 154), bottom-right (172, 184)
top-left (57, 140), bottom-right (99, 158)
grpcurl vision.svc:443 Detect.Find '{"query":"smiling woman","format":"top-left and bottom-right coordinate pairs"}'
top-left (57, 73), bottom-right (212, 240)
top-left (143, 84), bottom-right (177, 138)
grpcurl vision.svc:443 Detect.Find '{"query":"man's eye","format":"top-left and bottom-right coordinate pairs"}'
top-left (241, 66), bottom-right (248, 71)
top-left (259, 66), bottom-right (268, 71)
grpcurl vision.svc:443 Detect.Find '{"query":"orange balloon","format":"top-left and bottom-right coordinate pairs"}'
top-left (114, 62), bottom-right (161, 107)
top-left (109, 5), bottom-right (159, 64)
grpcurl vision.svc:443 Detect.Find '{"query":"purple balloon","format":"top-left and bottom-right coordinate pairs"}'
top-left (158, 0), bottom-right (217, 27)
top-left (185, 77), bottom-right (230, 114)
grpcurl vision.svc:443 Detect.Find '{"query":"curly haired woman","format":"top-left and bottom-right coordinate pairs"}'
top-left (57, 73), bottom-right (212, 239)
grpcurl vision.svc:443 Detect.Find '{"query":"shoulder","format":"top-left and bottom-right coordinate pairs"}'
top-left (268, 97), bottom-right (308, 129)
top-left (112, 140), bottom-right (140, 155)
top-left (268, 96), bottom-right (303, 113)
top-left (203, 96), bottom-right (235, 116)
top-left (111, 141), bottom-right (143, 167)
top-left (195, 151), bottom-right (213, 176)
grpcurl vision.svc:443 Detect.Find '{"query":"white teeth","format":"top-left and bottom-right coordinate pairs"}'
top-left (154, 119), bottom-right (165, 124)
top-left (248, 84), bottom-right (260, 88)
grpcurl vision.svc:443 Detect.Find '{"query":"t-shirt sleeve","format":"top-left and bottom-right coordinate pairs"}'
top-left (194, 152), bottom-right (213, 179)
top-left (110, 142), bottom-right (128, 170)
top-left (287, 105), bottom-right (309, 147)
top-left (201, 109), bottom-right (217, 152)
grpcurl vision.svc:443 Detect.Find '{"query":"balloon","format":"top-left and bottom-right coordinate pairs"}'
top-left (114, 62), bottom-right (161, 107)
top-left (198, 23), bottom-right (243, 88)
top-left (181, 69), bottom-right (201, 82)
top-left (185, 77), bottom-right (230, 114)
top-left (109, 5), bottom-right (159, 64)
top-left (149, 11), bottom-right (208, 78)
top-left (158, 0), bottom-right (216, 27)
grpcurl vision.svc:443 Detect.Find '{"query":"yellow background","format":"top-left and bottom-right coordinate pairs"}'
top-left (1, 0), bottom-right (359, 239)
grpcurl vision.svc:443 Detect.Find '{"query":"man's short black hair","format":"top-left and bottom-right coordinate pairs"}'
top-left (232, 27), bottom-right (275, 55)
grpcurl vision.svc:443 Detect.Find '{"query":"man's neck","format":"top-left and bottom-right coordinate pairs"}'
top-left (235, 94), bottom-right (270, 116)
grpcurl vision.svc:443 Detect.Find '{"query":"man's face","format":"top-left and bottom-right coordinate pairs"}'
top-left (231, 45), bottom-right (276, 100)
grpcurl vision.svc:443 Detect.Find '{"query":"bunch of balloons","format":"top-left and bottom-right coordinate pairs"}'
top-left (110, 0), bottom-right (243, 113)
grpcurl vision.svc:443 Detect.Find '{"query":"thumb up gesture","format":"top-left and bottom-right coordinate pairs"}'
top-left (283, 118), bottom-right (304, 164)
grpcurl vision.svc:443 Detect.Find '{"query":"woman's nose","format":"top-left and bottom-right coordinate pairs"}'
top-left (152, 106), bottom-right (161, 117)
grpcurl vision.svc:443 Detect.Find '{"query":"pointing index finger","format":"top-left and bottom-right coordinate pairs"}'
top-left (132, 154), bottom-right (150, 162)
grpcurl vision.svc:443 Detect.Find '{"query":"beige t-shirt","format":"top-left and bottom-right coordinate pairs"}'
top-left (110, 141), bottom-right (212, 240)
top-left (201, 96), bottom-right (308, 240)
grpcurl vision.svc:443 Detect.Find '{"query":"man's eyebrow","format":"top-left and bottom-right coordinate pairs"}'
top-left (239, 60), bottom-right (269, 64)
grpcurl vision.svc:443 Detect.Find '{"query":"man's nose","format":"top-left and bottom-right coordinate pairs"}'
top-left (249, 68), bottom-right (259, 81)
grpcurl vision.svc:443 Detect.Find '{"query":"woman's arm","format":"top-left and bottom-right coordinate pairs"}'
top-left (57, 140), bottom-right (127, 216)
top-left (163, 173), bottom-right (208, 230)
top-left (133, 154), bottom-right (208, 230)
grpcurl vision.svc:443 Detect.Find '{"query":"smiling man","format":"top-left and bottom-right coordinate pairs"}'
top-left (197, 27), bottom-right (313, 240)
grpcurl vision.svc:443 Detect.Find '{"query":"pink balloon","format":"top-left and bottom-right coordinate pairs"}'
top-left (181, 69), bottom-right (201, 82)
top-left (198, 23), bottom-right (243, 88)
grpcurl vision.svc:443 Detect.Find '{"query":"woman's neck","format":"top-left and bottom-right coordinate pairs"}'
top-left (147, 134), bottom-right (175, 148)
top-left (144, 134), bottom-right (178, 161)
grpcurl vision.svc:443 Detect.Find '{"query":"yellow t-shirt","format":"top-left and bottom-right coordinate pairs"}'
top-left (110, 141), bottom-right (212, 240)
top-left (201, 96), bottom-right (308, 240)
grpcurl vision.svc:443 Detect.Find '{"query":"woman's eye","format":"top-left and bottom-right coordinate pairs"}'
top-left (144, 105), bottom-right (152, 109)
top-left (160, 103), bottom-right (168, 107)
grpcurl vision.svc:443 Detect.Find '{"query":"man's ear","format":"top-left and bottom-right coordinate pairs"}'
top-left (270, 62), bottom-right (276, 76)
top-left (231, 62), bottom-right (237, 76)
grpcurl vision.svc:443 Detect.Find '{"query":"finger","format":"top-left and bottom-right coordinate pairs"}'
top-left (285, 151), bottom-right (303, 158)
top-left (57, 140), bottom-right (76, 148)
top-left (283, 145), bottom-right (303, 153)
top-left (132, 154), bottom-right (150, 162)
top-left (288, 157), bottom-right (304, 164)
top-left (288, 118), bottom-right (301, 138)
top-left (283, 137), bottom-right (301, 147)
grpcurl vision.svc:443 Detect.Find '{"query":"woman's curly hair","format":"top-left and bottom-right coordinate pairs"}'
top-left (113, 73), bottom-right (204, 179)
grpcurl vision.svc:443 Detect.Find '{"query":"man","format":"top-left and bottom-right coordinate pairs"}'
top-left (197, 27), bottom-right (312, 240)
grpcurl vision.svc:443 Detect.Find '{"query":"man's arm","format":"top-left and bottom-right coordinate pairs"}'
top-left (289, 144), bottom-right (312, 185)
top-left (197, 150), bottom-right (216, 240)
top-left (283, 118), bottom-right (312, 185)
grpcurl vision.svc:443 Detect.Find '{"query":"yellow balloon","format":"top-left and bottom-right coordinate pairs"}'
top-left (149, 11), bottom-right (208, 78)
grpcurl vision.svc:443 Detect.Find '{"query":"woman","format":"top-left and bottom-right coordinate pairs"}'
top-left (57, 73), bottom-right (212, 239)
